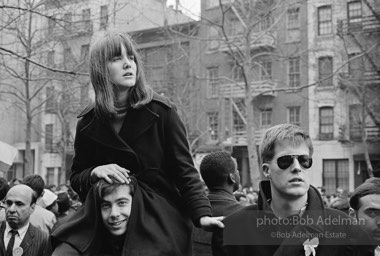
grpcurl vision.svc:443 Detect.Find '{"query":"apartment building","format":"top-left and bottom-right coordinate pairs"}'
top-left (198, 0), bottom-right (379, 191)
top-left (307, 0), bottom-right (380, 193)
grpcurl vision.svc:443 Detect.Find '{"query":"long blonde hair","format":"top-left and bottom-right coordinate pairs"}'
top-left (89, 32), bottom-right (153, 119)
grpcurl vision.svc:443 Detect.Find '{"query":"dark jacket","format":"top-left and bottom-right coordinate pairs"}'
top-left (51, 177), bottom-right (195, 256)
top-left (0, 221), bottom-right (51, 256)
top-left (193, 190), bottom-right (244, 256)
top-left (70, 93), bottom-right (211, 227)
top-left (222, 180), bottom-right (374, 256)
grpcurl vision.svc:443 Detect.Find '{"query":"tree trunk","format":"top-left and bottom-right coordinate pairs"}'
top-left (244, 35), bottom-right (260, 190)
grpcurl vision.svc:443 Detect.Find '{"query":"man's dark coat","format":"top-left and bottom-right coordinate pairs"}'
top-left (0, 221), bottom-right (51, 256)
top-left (222, 181), bottom-right (374, 256)
top-left (51, 177), bottom-right (194, 256)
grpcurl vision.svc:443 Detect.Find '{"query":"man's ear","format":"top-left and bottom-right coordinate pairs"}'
top-left (348, 207), bottom-right (357, 219)
top-left (228, 173), bottom-right (236, 184)
top-left (262, 164), bottom-right (270, 178)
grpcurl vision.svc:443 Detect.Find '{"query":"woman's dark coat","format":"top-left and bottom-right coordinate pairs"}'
top-left (68, 94), bottom-right (211, 255)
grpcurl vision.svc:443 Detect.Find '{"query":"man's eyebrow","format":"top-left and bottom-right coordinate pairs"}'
top-left (364, 207), bottom-right (380, 211)
top-left (116, 197), bottom-right (131, 202)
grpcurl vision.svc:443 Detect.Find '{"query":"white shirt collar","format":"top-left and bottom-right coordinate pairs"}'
top-left (5, 221), bottom-right (30, 240)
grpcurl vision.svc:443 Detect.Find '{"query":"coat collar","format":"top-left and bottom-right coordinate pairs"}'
top-left (258, 180), bottom-right (326, 237)
top-left (79, 104), bottom-right (158, 153)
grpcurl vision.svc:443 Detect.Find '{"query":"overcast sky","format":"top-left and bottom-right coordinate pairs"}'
top-left (167, 0), bottom-right (201, 20)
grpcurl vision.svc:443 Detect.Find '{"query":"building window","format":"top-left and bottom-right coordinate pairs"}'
top-left (260, 109), bottom-right (272, 127)
top-left (47, 50), bottom-right (55, 66)
top-left (318, 56), bottom-right (333, 87)
top-left (46, 167), bottom-right (55, 185)
top-left (82, 8), bottom-right (91, 30)
top-left (318, 5), bottom-right (332, 35)
top-left (63, 48), bottom-right (71, 66)
top-left (45, 86), bottom-right (56, 113)
top-left (232, 64), bottom-right (244, 82)
top-left (348, 1), bottom-right (362, 31)
top-left (230, 19), bottom-right (244, 36)
top-left (288, 57), bottom-right (300, 88)
top-left (288, 106), bottom-right (300, 126)
top-left (259, 60), bottom-right (272, 80)
top-left (207, 67), bottom-right (219, 98)
top-left (100, 5), bottom-right (108, 30)
top-left (45, 124), bottom-right (53, 152)
top-left (260, 15), bottom-right (272, 31)
top-left (323, 159), bottom-right (349, 195)
top-left (319, 107), bottom-right (334, 140)
top-left (207, 112), bottom-right (219, 141)
top-left (80, 44), bottom-right (89, 68)
top-left (63, 12), bottom-right (72, 33)
top-left (287, 7), bottom-right (300, 29)
top-left (349, 104), bottom-right (362, 141)
top-left (47, 18), bottom-right (56, 34)
top-left (233, 109), bottom-right (245, 134)
top-left (208, 26), bottom-right (219, 50)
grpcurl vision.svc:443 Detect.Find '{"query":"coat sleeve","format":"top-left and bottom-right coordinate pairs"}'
top-left (164, 105), bottom-right (211, 226)
top-left (70, 118), bottom-right (97, 202)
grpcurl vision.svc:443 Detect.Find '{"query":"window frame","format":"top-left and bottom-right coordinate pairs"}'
top-left (207, 112), bottom-right (219, 141)
top-left (318, 56), bottom-right (333, 87)
top-left (323, 159), bottom-right (349, 195)
top-left (287, 106), bottom-right (301, 126)
top-left (287, 7), bottom-right (300, 30)
top-left (318, 5), bottom-right (332, 35)
top-left (207, 66), bottom-right (219, 98)
top-left (260, 109), bottom-right (272, 127)
top-left (288, 57), bottom-right (300, 88)
top-left (100, 5), bottom-right (108, 30)
top-left (319, 106), bottom-right (334, 140)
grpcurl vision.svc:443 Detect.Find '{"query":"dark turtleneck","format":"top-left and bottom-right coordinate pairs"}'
top-left (112, 102), bottom-right (128, 134)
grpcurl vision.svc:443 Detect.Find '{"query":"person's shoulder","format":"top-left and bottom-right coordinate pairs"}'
top-left (77, 103), bottom-right (95, 119)
top-left (150, 93), bottom-right (173, 109)
top-left (29, 223), bottom-right (49, 239)
top-left (224, 204), bottom-right (258, 222)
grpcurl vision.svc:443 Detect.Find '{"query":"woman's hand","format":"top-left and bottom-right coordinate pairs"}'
top-left (200, 216), bottom-right (225, 232)
top-left (91, 164), bottom-right (130, 184)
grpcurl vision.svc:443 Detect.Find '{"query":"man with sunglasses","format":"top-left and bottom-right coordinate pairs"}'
top-left (222, 124), bottom-right (372, 256)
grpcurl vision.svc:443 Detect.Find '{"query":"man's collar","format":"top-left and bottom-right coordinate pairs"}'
top-left (5, 221), bottom-right (30, 239)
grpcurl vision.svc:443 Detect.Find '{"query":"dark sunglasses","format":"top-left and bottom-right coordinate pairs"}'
top-left (275, 155), bottom-right (312, 170)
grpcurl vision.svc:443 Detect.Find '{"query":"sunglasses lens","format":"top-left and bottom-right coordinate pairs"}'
top-left (276, 155), bottom-right (312, 169)
top-left (277, 155), bottom-right (294, 169)
top-left (298, 155), bottom-right (312, 169)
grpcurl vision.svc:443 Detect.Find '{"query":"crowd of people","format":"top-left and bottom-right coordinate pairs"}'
top-left (0, 32), bottom-right (378, 256)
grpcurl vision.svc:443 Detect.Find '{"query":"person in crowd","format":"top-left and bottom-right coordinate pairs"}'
top-left (22, 174), bottom-right (56, 234)
top-left (46, 184), bottom-right (57, 193)
top-left (193, 151), bottom-right (244, 256)
top-left (0, 178), bottom-right (10, 221)
top-left (330, 186), bottom-right (350, 214)
top-left (56, 192), bottom-right (72, 221)
top-left (0, 184), bottom-right (50, 256)
top-left (350, 177), bottom-right (380, 254)
top-left (9, 178), bottom-right (21, 187)
top-left (222, 123), bottom-right (372, 256)
top-left (51, 179), bottom-right (134, 255)
top-left (67, 32), bottom-right (222, 255)
top-left (68, 192), bottom-right (82, 214)
top-left (43, 189), bottom-right (59, 217)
